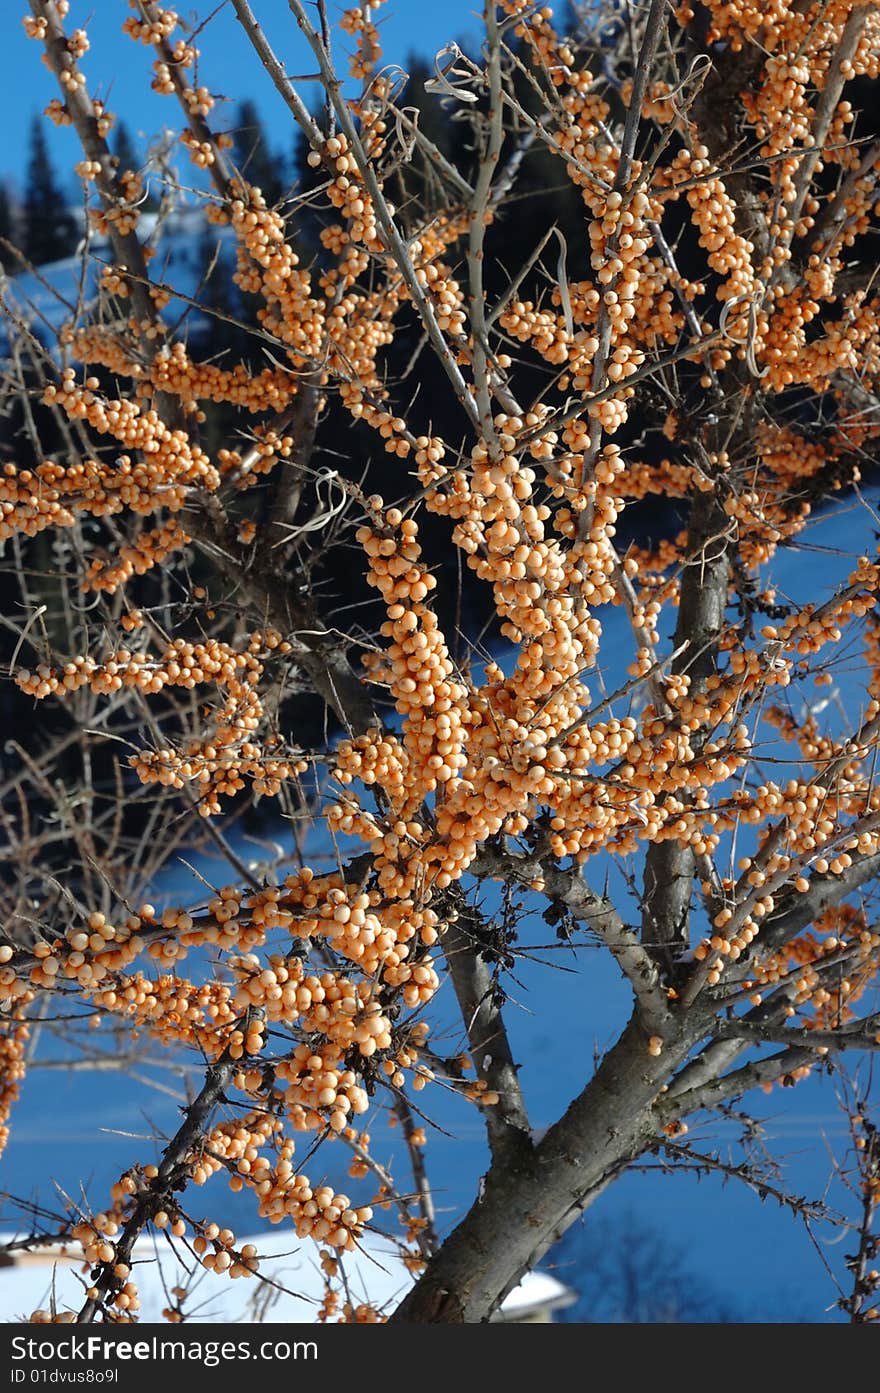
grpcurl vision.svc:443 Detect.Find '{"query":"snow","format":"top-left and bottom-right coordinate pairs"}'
top-left (0, 208), bottom-right (234, 357)
top-left (0, 1231), bottom-right (571, 1324)
top-left (494, 1271), bottom-right (575, 1318)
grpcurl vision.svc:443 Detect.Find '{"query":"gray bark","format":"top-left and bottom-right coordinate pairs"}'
top-left (392, 1013), bottom-right (702, 1321)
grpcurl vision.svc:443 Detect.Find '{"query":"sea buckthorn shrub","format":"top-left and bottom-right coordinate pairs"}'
top-left (1, 0), bottom-right (880, 1325)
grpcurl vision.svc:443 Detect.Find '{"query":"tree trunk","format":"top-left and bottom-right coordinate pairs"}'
top-left (391, 1012), bottom-right (703, 1321)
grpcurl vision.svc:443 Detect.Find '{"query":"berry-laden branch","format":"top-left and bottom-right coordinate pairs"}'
top-left (2, 0), bottom-right (880, 1326)
top-left (25, 0), bottom-right (378, 737)
top-left (76, 1009), bottom-right (264, 1323)
top-left (839, 1104), bottom-right (880, 1323)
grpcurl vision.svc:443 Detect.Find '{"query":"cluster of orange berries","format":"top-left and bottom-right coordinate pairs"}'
top-left (27, 1087), bottom-right (376, 1282)
top-left (182, 80), bottom-right (215, 118)
top-left (282, 1179), bottom-right (374, 1249)
top-left (124, 3), bottom-right (218, 118)
top-left (22, 15), bottom-right (49, 41)
top-left (0, 947), bottom-right (31, 1009)
top-left (764, 562), bottom-right (879, 656)
top-left (132, 729), bottom-right (305, 814)
top-left (746, 53), bottom-right (813, 161)
top-left (194, 1228), bottom-right (260, 1278)
top-left (511, 4), bottom-right (584, 91)
top-left (0, 1015), bottom-right (28, 1159)
top-left (122, 3), bottom-right (177, 45)
top-left (334, 731), bottom-right (410, 805)
top-left (18, 630), bottom-right (307, 812)
top-left (340, 2), bottom-right (386, 81)
top-left (757, 423), bottom-right (831, 496)
top-left (44, 370), bottom-right (219, 486)
top-left (413, 248), bottom-right (468, 340)
top-left (357, 508), bottom-right (469, 796)
top-left (662, 148), bottom-right (760, 350)
top-left (43, 95), bottom-right (72, 126)
top-left (268, 869), bottom-right (440, 1006)
top-left (275, 1043), bottom-right (372, 1133)
top-left (220, 425), bottom-right (299, 485)
top-left (71, 1213), bottom-right (122, 1265)
top-left (338, 384), bottom-right (412, 457)
top-left (1, 910), bottom-right (152, 997)
top-left (82, 520), bottom-right (190, 594)
top-left (0, 850), bottom-right (450, 1164)
top-left (686, 0), bottom-right (875, 68)
top-left (0, 452), bottom-right (172, 544)
top-left (209, 1116), bottom-right (375, 1245)
top-left (308, 132), bottom-right (382, 250)
top-left (330, 403), bottom-right (677, 881)
top-left (341, 1302), bottom-right (386, 1323)
top-left (110, 1175), bottom-right (259, 1285)
top-left (689, 779), bottom-right (880, 987)
top-left (231, 950), bottom-right (391, 1064)
top-left (501, 298), bottom-right (572, 366)
top-left (180, 128), bottom-right (215, 168)
top-left (95, 971), bottom-right (236, 1053)
top-left (777, 293), bottom-right (877, 393)
top-left (227, 190), bottom-right (327, 365)
top-left (745, 905), bottom-right (880, 1026)
top-left (25, 900), bottom-right (254, 1001)
top-left (25, 1219), bottom-right (143, 1320)
top-left (588, 188), bottom-right (652, 310)
top-left (102, 168), bottom-right (146, 237)
top-left (145, 342), bottom-right (297, 415)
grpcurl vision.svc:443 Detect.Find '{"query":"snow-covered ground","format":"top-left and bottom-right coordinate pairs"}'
top-left (0, 207), bottom-right (234, 358)
top-left (0, 1230), bottom-right (573, 1324)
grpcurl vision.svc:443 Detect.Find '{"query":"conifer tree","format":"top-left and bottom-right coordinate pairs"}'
top-left (112, 120), bottom-right (140, 174)
top-left (0, 184), bottom-right (16, 272)
top-left (232, 99), bottom-right (285, 206)
top-left (21, 115), bottom-right (78, 266)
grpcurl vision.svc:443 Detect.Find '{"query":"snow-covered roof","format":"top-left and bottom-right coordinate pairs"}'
top-left (493, 1269), bottom-right (575, 1320)
top-left (0, 1230), bottom-right (573, 1324)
